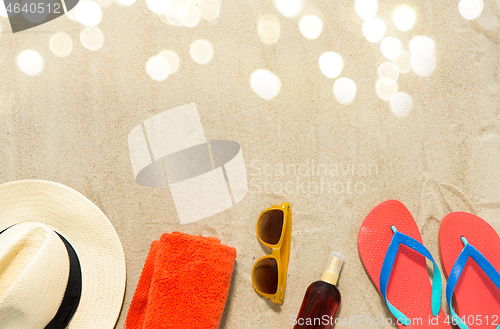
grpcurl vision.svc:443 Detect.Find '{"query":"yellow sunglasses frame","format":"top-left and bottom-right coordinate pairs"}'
top-left (251, 202), bottom-right (292, 304)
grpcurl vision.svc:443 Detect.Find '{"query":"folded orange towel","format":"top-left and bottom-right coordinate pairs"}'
top-left (125, 232), bottom-right (237, 329)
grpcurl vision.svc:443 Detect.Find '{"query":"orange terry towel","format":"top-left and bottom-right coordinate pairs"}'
top-left (125, 231), bottom-right (237, 329)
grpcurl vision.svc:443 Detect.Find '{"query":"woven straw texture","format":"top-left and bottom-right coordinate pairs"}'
top-left (0, 180), bottom-right (126, 328)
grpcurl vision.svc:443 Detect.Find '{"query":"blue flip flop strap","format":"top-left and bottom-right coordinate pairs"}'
top-left (379, 228), bottom-right (442, 326)
top-left (446, 238), bottom-right (500, 329)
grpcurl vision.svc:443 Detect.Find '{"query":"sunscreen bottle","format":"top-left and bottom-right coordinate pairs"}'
top-left (294, 251), bottom-right (344, 329)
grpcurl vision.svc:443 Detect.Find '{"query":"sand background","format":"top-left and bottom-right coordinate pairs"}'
top-left (1, 0), bottom-right (500, 328)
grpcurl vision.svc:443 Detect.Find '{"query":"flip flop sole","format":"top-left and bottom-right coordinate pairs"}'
top-left (358, 200), bottom-right (450, 328)
top-left (440, 212), bottom-right (500, 328)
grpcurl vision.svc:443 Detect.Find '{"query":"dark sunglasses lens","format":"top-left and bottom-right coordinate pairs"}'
top-left (258, 209), bottom-right (284, 245)
top-left (253, 258), bottom-right (278, 294)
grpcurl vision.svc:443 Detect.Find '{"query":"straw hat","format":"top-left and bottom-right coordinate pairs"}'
top-left (0, 180), bottom-right (126, 328)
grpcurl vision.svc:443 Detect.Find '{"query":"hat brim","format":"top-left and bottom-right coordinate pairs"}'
top-left (0, 180), bottom-right (126, 328)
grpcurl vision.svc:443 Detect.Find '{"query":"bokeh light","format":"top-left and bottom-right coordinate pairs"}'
top-left (50, 32), bottom-right (73, 57)
top-left (390, 92), bottom-right (413, 117)
top-left (17, 50), bottom-right (44, 76)
top-left (409, 36), bottom-right (436, 76)
top-left (393, 5), bottom-right (416, 32)
top-left (146, 0), bottom-right (171, 14)
top-left (411, 53), bottom-right (436, 76)
top-left (299, 15), bottom-right (323, 40)
top-left (159, 12), bottom-right (170, 24)
top-left (409, 36), bottom-right (435, 56)
top-left (115, 0), bottom-right (135, 6)
top-left (355, 0), bottom-right (378, 20)
top-left (190, 39), bottom-right (214, 64)
top-left (75, 0), bottom-right (102, 27)
top-left (376, 79), bottom-right (398, 101)
top-left (394, 50), bottom-right (412, 73)
top-left (80, 27), bottom-right (105, 51)
top-left (319, 52), bottom-right (343, 79)
top-left (362, 18), bottom-right (386, 43)
top-left (159, 50), bottom-right (180, 74)
top-left (146, 55), bottom-right (170, 81)
top-left (459, 0), bottom-right (483, 19)
top-left (378, 62), bottom-right (399, 84)
top-left (164, 0), bottom-right (182, 26)
top-left (250, 69), bottom-right (281, 100)
top-left (199, 0), bottom-right (221, 21)
top-left (0, 1), bottom-right (7, 17)
top-left (164, 12), bottom-right (182, 25)
top-left (380, 37), bottom-right (402, 60)
top-left (333, 78), bottom-right (356, 105)
top-left (258, 14), bottom-right (280, 44)
top-left (275, 0), bottom-right (301, 17)
top-left (177, 3), bottom-right (201, 27)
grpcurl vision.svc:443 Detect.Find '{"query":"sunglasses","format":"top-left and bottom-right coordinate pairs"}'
top-left (251, 202), bottom-right (292, 304)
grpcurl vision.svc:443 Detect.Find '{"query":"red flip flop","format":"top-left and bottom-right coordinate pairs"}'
top-left (439, 212), bottom-right (500, 329)
top-left (358, 200), bottom-right (451, 328)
